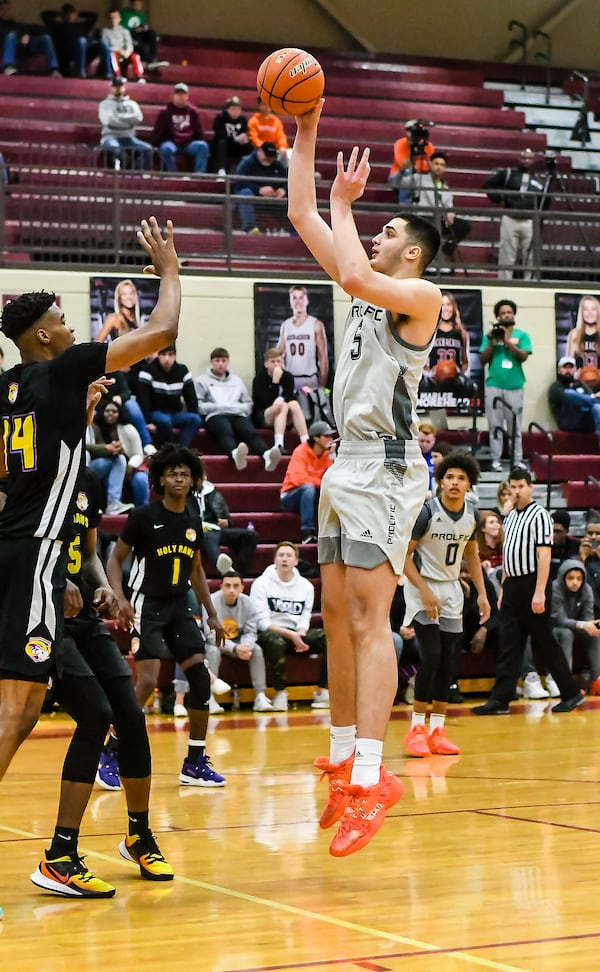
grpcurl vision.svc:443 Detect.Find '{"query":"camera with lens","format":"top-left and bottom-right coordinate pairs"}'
top-left (544, 151), bottom-right (558, 172)
top-left (587, 537), bottom-right (600, 549)
top-left (406, 119), bottom-right (433, 155)
top-left (491, 322), bottom-right (506, 345)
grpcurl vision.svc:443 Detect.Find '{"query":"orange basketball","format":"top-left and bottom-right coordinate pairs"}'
top-left (257, 48), bottom-right (324, 116)
top-left (434, 359), bottom-right (459, 382)
top-left (580, 365), bottom-right (600, 389)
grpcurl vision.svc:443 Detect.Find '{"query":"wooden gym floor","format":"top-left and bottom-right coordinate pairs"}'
top-left (2, 697), bottom-right (600, 971)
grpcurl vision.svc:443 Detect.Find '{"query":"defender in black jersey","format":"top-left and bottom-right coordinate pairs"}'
top-left (30, 468), bottom-right (173, 898)
top-left (0, 217), bottom-right (180, 914)
top-left (107, 444), bottom-right (227, 787)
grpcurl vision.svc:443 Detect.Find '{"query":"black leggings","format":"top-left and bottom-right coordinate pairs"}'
top-left (413, 620), bottom-right (461, 705)
top-left (56, 674), bottom-right (150, 783)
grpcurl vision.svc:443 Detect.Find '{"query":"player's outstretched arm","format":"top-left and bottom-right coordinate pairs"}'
top-left (288, 102), bottom-right (340, 283)
top-left (106, 217), bottom-right (181, 372)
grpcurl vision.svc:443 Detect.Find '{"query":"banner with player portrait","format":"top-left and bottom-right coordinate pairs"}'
top-left (89, 275), bottom-right (160, 342)
top-left (416, 288), bottom-right (484, 416)
top-left (253, 282), bottom-right (334, 392)
top-left (555, 292), bottom-right (600, 379)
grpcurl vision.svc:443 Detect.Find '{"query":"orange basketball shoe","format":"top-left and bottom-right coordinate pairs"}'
top-left (314, 752), bottom-right (354, 829)
top-left (329, 765), bottom-right (404, 858)
top-left (403, 723), bottom-right (431, 757)
top-left (427, 726), bottom-right (460, 755)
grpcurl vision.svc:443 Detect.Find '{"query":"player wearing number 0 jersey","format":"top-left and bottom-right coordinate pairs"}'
top-left (289, 99), bottom-right (442, 857)
top-left (403, 453), bottom-right (489, 757)
top-left (0, 217), bottom-right (180, 921)
top-left (277, 285), bottom-right (329, 390)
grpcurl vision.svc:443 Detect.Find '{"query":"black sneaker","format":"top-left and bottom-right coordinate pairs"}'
top-left (471, 698), bottom-right (510, 715)
top-left (448, 684), bottom-right (464, 704)
top-left (551, 692), bottom-right (585, 713)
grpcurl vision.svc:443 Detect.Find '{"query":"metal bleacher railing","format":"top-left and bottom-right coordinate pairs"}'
top-left (0, 145), bottom-right (599, 280)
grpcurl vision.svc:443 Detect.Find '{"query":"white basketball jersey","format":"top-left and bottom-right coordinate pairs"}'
top-left (414, 495), bottom-right (478, 581)
top-left (333, 298), bottom-right (435, 452)
top-left (279, 315), bottom-right (318, 386)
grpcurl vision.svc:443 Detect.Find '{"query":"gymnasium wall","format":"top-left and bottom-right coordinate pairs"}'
top-left (0, 266), bottom-right (575, 436)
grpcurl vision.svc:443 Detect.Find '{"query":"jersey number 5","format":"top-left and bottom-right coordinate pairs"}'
top-left (350, 321), bottom-right (363, 360)
top-left (2, 413), bottom-right (36, 471)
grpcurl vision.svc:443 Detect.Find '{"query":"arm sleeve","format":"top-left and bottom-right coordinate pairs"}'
top-left (135, 369), bottom-right (153, 419)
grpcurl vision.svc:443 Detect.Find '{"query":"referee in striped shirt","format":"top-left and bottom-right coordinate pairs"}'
top-left (473, 466), bottom-right (583, 714)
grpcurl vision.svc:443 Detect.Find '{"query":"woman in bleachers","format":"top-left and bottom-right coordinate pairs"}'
top-left (477, 509), bottom-right (504, 592)
top-left (87, 399), bottom-right (149, 512)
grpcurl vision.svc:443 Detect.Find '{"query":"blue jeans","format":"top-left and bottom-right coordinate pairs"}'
top-left (149, 410), bottom-right (202, 447)
top-left (280, 483), bottom-right (317, 533)
top-left (129, 469), bottom-right (150, 506)
top-left (123, 398), bottom-right (151, 448)
top-left (237, 187), bottom-right (259, 232)
top-left (89, 455), bottom-right (126, 506)
top-left (101, 136), bottom-right (153, 170)
top-left (561, 388), bottom-right (600, 441)
top-left (3, 32), bottom-right (59, 71)
top-left (159, 140), bottom-right (209, 173)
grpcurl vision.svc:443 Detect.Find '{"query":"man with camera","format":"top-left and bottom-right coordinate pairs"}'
top-left (548, 355), bottom-right (600, 447)
top-left (482, 148), bottom-right (544, 280)
top-left (479, 299), bottom-right (531, 472)
top-left (414, 151), bottom-right (471, 261)
top-left (388, 119), bottom-right (434, 204)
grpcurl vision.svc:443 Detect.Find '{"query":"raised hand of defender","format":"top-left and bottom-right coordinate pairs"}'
top-left (137, 217), bottom-right (179, 278)
top-left (331, 145), bottom-right (371, 204)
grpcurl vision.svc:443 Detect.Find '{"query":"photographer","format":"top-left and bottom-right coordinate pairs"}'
top-left (479, 300), bottom-right (531, 472)
top-left (482, 148), bottom-right (544, 280)
top-left (388, 119), bottom-right (434, 205)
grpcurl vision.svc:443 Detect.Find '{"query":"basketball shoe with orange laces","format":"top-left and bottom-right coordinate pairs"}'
top-left (403, 723), bottom-right (431, 757)
top-left (329, 765), bottom-right (404, 858)
top-left (313, 752), bottom-right (354, 828)
top-left (427, 726), bottom-right (460, 755)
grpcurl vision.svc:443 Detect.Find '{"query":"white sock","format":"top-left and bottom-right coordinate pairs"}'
top-left (329, 724), bottom-right (356, 764)
top-left (411, 711), bottom-right (426, 729)
top-left (274, 434), bottom-right (284, 448)
top-left (429, 714), bottom-right (445, 733)
top-left (351, 737), bottom-right (383, 788)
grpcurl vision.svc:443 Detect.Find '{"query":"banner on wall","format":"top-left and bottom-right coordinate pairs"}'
top-left (416, 288), bottom-right (484, 416)
top-left (555, 292), bottom-right (600, 370)
top-left (90, 276), bottom-right (160, 342)
top-left (253, 282), bottom-right (334, 392)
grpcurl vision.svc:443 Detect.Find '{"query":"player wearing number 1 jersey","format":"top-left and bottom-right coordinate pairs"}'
top-left (289, 101), bottom-right (441, 856)
top-left (403, 453), bottom-right (489, 757)
top-left (107, 444), bottom-right (227, 787)
top-left (0, 217), bottom-right (179, 918)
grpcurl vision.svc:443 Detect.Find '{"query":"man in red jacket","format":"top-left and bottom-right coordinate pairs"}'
top-left (280, 420), bottom-right (336, 543)
top-left (151, 82), bottom-right (208, 173)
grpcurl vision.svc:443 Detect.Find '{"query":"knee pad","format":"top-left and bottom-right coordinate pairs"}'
top-left (183, 661), bottom-right (210, 710)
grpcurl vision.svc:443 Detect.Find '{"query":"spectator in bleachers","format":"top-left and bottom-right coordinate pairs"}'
top-left (195, 347), bottom-right (282, 472)
top-left (120, 0), bottom-right (167, 73)
top-left (41, 4), bottom-right (96, 78)
top-left (493, 479), bottom-right (514, 520)
top-left (95, 278), bottom-right (142, 342)
top-left (479, 299), bottom-right (531, 472)
top-left (234, 141), bottom-right (287, 235)
top-left (455, 556), bottom-right (500, 677)
top-left (548, 354), bottom-right (600, 446)
top-left (250, 541), bottom-right (328, 711)
top-left (137, 343), bottom-right (201, 447)
top-left (1, 0), bottom-right (61, 77)
top-left (566, 295), bottom-right (600, 368)
top-left (101, 8), bottom-right (144, 82)
top-left (104, 368), bottom-right (156, 456)
top-left (98, 76), bottom-right (152, 170)
top-left (211, 95), bottom-right (252, 178)
top-left (578, 520), bottom-right (600, 618)
top-left (203, 571), bottom-right (273, 712)
top-left (194, 461), bottom-right (259, 578)
top-left (415, 152), bottom-right (471, 260)
top-left (87, 399), bottom-right (149, 509)
top-left (482, 148), bottom-right (543, 280)
top-left (430, 439), bottom-right (454, 467)
top-left (151, 83), bottom-right (209, 174)
top-left (418, 420), bottom-right (437, 495)
top-left (551, 559), bottom-right (600, 691)
top-left (477, 510), bottom-right (504, 577)
top-left (252, 347), bottom-right (309, 453)
top-left (276, 285), bottom-right (330, 391)
top-left (248, 98), bottom-right (290, 162)
top-left (280, 419), bottom-right (336, 544)
top-left (388, 120), bottom-right (434, 204)
top-left (550, 510), bottom-right (580, 581)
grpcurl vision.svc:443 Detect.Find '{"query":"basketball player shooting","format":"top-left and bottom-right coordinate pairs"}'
top-left (288, 101), bottom-right (442, 856)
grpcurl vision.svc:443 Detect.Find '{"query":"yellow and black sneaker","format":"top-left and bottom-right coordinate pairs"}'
top-left (118, 831), bottom-right (174, 882)
top-left (30, 852), bottom-right (116, 898)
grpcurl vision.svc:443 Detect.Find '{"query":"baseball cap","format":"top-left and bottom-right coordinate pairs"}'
top-left (260, 141), bottom-right (278, 159)
top-left (558, 355), bottom-right (576, 367)
top-left (308, 420), bottom-right (336, 437)
top-left (174, 82), bottom-right (189, 93)
top-left (224, 95), bottom-right (241, 108)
